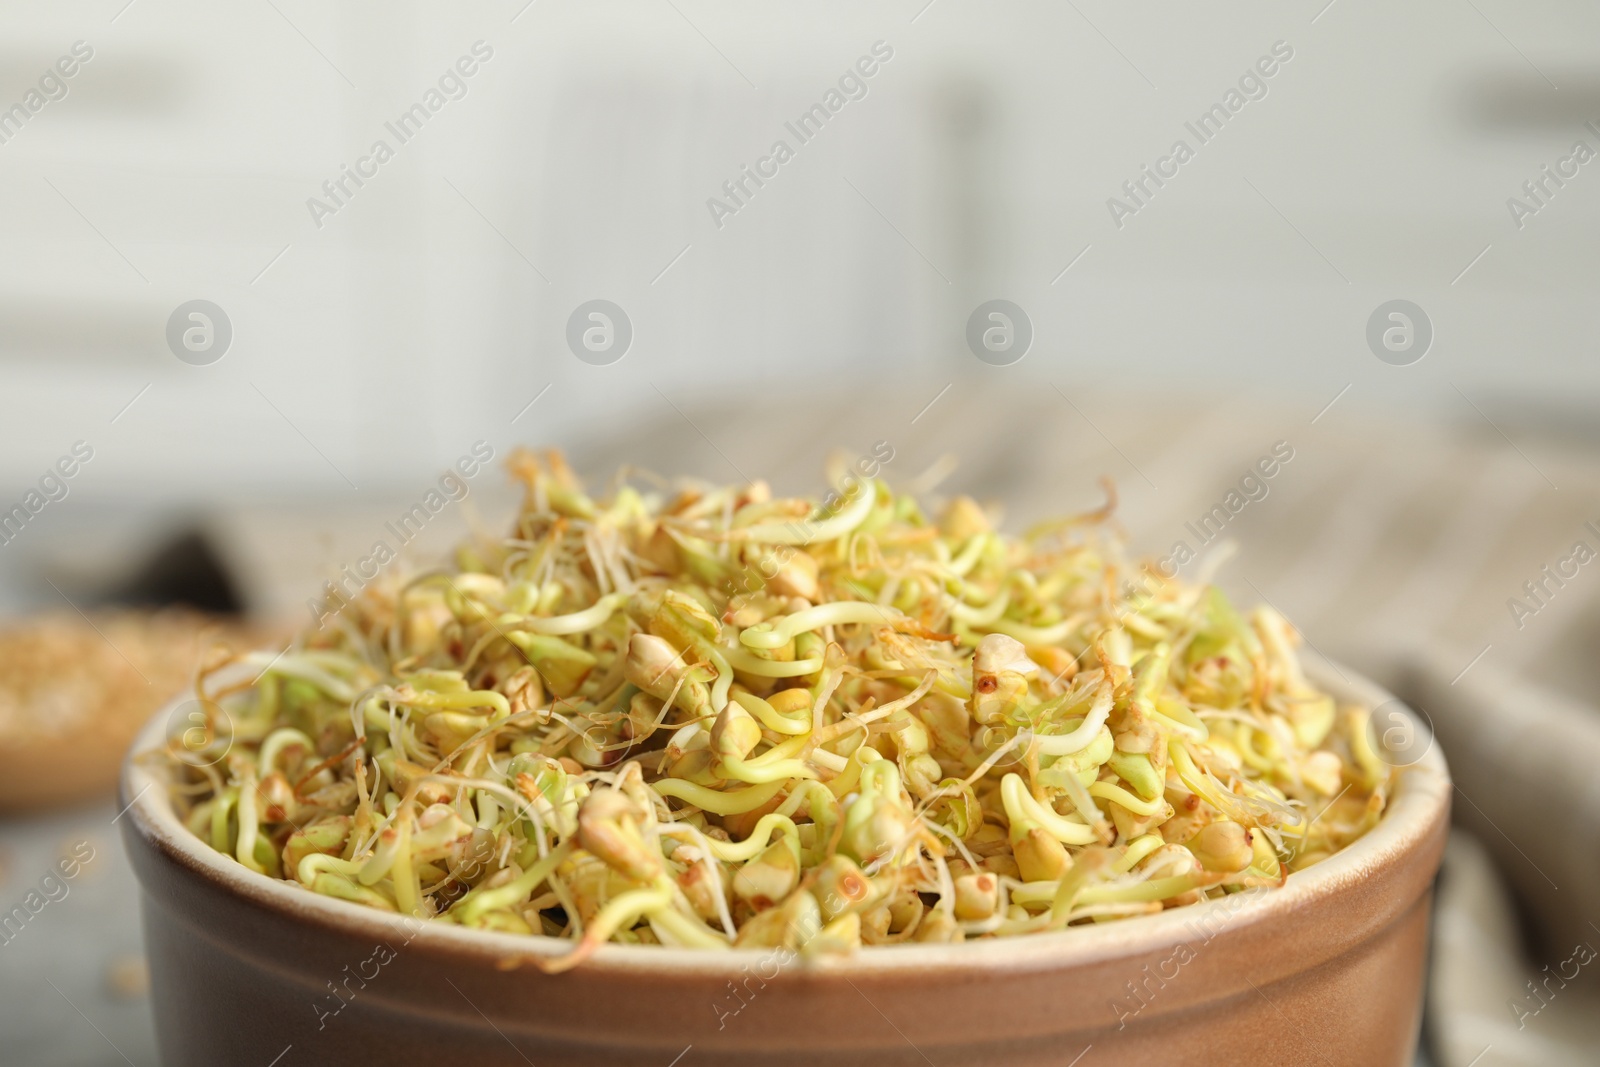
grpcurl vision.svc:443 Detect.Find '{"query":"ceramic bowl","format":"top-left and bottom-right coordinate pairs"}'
top-left (120, 661), bottom-right (1449, 1067)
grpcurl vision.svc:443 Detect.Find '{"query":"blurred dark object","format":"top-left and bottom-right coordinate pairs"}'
top-left (102, 528), bottom-right (246, 615)
top-left (1457, 67), bottom-right (1600, 130)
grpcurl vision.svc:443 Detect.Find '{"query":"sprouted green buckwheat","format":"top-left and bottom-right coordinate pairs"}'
top-left (163, 450), bottom-right (1392, 972)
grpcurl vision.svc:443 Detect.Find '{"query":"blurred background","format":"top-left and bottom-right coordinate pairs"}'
top-left (3, 2), bottom-right (1599, 1065)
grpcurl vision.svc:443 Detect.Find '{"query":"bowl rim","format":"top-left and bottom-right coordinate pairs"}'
top-left (120, 654), bottom-right (1449, 977)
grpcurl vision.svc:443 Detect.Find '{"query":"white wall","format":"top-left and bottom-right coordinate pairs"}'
top-left (3, 0), bottom-right (1598, 511)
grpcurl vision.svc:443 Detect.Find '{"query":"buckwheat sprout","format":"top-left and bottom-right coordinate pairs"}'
top-left (654, 826), bottom-right (739, 938)
top-left (453, 840), bottom-right (573, 924)
top-left (653, 777), bottom-right (788, 816)
top-left (297, 852), bottom-right (365, 885)
top-left (718, 756), bottom-right (818, 785)
top-left (1150, 698), bottom-right (1209, 742)
top-left (242, 652), bottom-right (357, 703)
top-left (538, 881), bottom-right (674, 974)
top-left (345, 684), bottom-right (392, 743)
top-left (425, 707), bottom-right (547, 773)
top-left (704, 814), bottom-right (803, 864)
top-left (647, 902), bottom-right (730, 950)
top-left (162, 449), bottom-right (1391, 957)
top-left (720, 644), bottom-right (824, 677)
top-left (946, 531), bottom-right (990, 578)
top-left (393, 686), bottom-right (512, 717)
top-left (948, 586), bottom-right (1012, 626)
top-left (234, 765), bottom-right (266, 874)
top-left (731, 691), bottom-right (811, 735)
top-left (257, 728), bottom-right (316, 776)
top-left (1000, 774), bottom-right (1098, 846)
top-left (521, 591), bottom-right (627, 633)
top-left (921, 813), bottom-right (982, 871)
top-left (1031, 680), bottom-right (1115, 756)
top-left (1089, 781), bottom-right (1164, 817)
top-left (389, 705), bottom-right (413, 764)
top-left (423, 775), bottom-right (552, 850)
top-left (974, 617), bottom-right (1078, 647)
top-left (705, 647), bottom-right (735, 713)
top-left (728, 478), bottom-right (878, 545)
top-left (207, 788), bottom-right (237, 853)
top-left (810, 672), bottom-right (936, 746)
top-left (356, 825), bottom-right (405, 886)
top-left (739, 602), bottom-right (904, 650)
top-left (1114, 834), bottom-right (1167, 873)
top-left (1348, 706), bottom-right (1385, 788)
top-left (963, 727), bottom-right (1034, 781)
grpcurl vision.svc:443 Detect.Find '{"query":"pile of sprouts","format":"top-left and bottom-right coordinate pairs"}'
top-left (165, 450), bottom-right (1393, 971)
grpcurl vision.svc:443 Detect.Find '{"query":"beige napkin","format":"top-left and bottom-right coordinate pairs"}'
top-left (1406, 656), bottom-right (1600, 1067)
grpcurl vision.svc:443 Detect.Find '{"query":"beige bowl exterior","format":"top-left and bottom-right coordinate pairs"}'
top-left (120, 663), bottom-right (1449, 1067)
